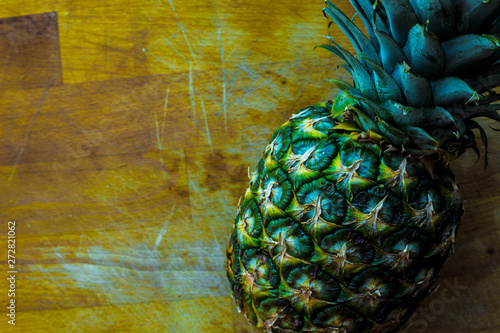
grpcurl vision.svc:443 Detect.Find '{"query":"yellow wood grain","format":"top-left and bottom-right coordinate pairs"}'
top-left (0, 0), bottom-right (499, 332)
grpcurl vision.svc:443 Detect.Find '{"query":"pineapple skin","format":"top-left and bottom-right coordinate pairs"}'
top-left (225, 102), bottom-right (463, 333)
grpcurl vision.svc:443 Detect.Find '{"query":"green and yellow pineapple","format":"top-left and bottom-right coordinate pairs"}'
top-left (225, 0), bottom-right (500, 332)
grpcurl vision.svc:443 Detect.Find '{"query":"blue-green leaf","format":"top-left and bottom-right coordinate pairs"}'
top-left (392, 62), bottom-right (432, 107)
top-left (325, 78), bottom-right (354, 91)
top-left (317, 40), bottom-right (379, 102)
top-left (431, 77), bottom-right (479, 106)
top-left (381, 0), bottom-right (419, 46)
top-left (403, 23), bottom-right (445, 80)
top-left (442, 34), bottom-right (500, 74)
top-left (324, 2), bottom-right (381, 66)
top-left (455, 0), bottom-right (500, 33)
top-left (349, 0), bottom-right (380, 51)
top-left (408, 0), bottom-right (455, 40)
top-left (360, 54), bottom-right (404, 103)
top-left (375, 29), bottom-right (408, 74)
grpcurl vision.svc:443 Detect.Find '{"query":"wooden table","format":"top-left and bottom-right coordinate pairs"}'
top-left (0, 1), bottom-right (499, 332)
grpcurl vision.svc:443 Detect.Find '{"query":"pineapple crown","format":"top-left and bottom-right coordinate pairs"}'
top-left (320, 0), bottom-right (500, 164)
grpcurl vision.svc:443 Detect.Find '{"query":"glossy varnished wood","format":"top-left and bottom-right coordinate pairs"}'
top-left (0, 1), bottom-right (498, 332)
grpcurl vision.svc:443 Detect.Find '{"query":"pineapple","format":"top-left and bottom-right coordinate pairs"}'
top-left (225, 0), bottom-right (500, 332)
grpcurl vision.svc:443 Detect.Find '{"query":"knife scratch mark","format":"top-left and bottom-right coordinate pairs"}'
top-left (151, 0), bottom-right (163, 12)
top-left (297, 22), bottom-right (321, 42)
top-left (210, 223), bottom-right (223, 254)
top-left (189, 178), bottom-right (200, 193)
top-left (141, 4), bottom-right (152, 22)
top-left (65, 0), bottom-right (74, 32)
top-left (162, 36), bottom-right (189, 64)
top-left (168, 0), bottom-right (197, 63)
top-left (237, 64), bottom-right (259, 81)
top-left (87, 248), bottom-right (103, 265)
top-left (161, 89), bottom-right (169, 144)
top-left (228, 40), bottom-right (257, 87)
top-left (153, 55), bottom-right (171, 67)
top-left (218, 28), bottom-right (227, 133)
top-left (53, 246), bottom-right (65, 262)
top-left (154, 88), bottom-right (170, 151)
top-left (8, 76), bottom-right (55, 183)
top-left (154, 205), bottom-right (176, 251)
top-left (179, 26), bottom-right (196, 62)
top-left (224, 38), bottom-right (240, 63)
top-left (189, 63), bottom-right (196, 124)
top-left (200, 98), bottom-right (213, 153)
top-left (76, 233), bottom-right (85, 258)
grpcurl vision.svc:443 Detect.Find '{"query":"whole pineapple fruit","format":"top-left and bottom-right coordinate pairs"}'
top-left (225, 0), bottom-right (500, 332)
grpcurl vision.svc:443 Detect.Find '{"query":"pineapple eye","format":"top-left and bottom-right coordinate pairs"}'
top-left (296, 178), bottom-right (346, 227)
top-left (241, 249), bottom-right (279, 289)
top-left (349, 268), bottom-right (398, 299)
top-left (264, 124), bottom-right (293, 162)
top-left (258, 299), bottom-right (305, 331)
top-left (352, 187), bottom-right (404, 226)
top-left (320, 229), bottom-right (375, 265)
top-left (311, 305), bottom-right (366, 331)
top-left (291, 139), bottom-right (339, 172)
top-left (264, 218), bottom-right (314, 260)
top-left (260, 168), bottom-right (293, 210)
top-left (234, 199), bottom-right (263, 249)
top-left (283, 266), bottom-right (341, 302)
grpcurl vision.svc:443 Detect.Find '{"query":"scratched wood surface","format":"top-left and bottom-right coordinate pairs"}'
top-left (0, 1), bottom-right (499, 332)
